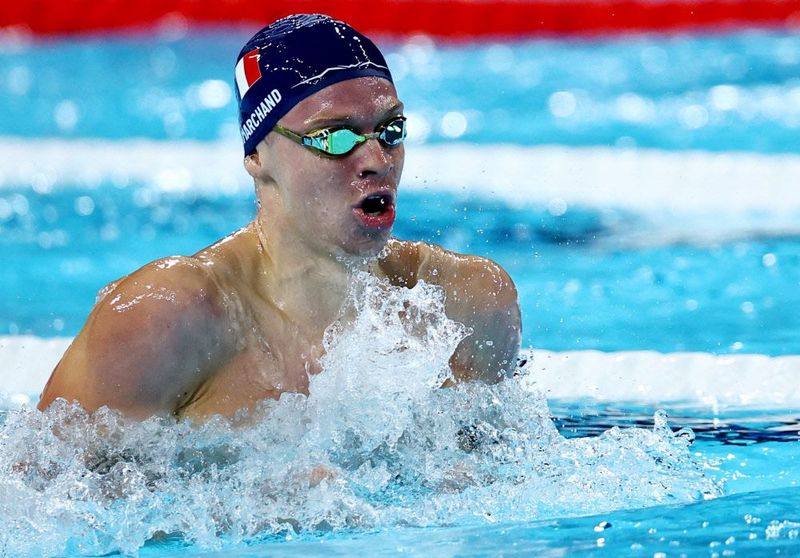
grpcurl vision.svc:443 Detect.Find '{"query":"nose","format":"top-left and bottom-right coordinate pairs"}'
top-left (355, 137), bottom-right (396, 180)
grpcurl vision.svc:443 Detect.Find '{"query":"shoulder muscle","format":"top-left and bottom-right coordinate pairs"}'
top-left (39, 257), bottom-right (232, 418)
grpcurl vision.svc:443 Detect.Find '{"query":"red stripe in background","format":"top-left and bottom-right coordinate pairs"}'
top-left (1, 0), bottom-right (799, 37)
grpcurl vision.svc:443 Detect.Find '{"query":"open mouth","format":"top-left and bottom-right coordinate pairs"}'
top-left (353, 192), bottom-right (396, 229)
top-left (361, 193), bottom-right (393, 215)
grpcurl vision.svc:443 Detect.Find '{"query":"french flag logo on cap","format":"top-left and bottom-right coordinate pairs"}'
top-left (235, 48), bottom-right (262, 98)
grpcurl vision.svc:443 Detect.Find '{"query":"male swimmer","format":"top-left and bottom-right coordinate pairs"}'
top-left (38, 14), bottom-right (522, 421)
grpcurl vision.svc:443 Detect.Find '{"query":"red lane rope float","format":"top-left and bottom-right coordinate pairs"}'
top-left (2, 0), bottom-right (799, 37)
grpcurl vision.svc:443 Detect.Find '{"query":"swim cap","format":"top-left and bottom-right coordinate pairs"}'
top-left (234, 14), bottom-right (394, 154)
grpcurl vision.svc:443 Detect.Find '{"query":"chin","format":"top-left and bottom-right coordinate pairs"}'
top-left (338, 229), bottom-right (392, 260)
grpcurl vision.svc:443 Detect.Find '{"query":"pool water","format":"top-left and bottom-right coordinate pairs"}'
top-left (1, 27), bottom-right (800, 557)
top-left (3, 28), bottom-right (800, 353)
top-left (3, 185), bottom-right (800, 355)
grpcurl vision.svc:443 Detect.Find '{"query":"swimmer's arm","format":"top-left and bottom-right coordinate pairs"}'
top-left (381, 239), bottom-right (522, 383)
top-left (37, 258), bottom-right (233, 419)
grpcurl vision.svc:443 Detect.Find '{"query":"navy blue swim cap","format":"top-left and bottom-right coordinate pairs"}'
top-left (235, 14), bottom-right (394, 154)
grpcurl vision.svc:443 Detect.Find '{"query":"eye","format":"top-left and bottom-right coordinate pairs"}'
top-left (304, 126), bottom-right (356, 154)
top-left (307, 126), bottom-right (343, 138)
top-left (379, 116), bottom-right (407, 145)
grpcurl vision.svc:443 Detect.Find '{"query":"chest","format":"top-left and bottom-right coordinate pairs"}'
top-left (178, 311), bottom-right (326, 420)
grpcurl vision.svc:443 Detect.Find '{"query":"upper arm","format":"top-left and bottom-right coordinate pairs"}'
top-left (382, 240), bottom-right (522, 382)
top-left (424, 245), bottom-right (521, 382)
top-left (38, 257), bottom-right (232, 419)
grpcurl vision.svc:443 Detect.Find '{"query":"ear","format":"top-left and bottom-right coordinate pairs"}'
top-left (243, 151), bottom-right (262, 180)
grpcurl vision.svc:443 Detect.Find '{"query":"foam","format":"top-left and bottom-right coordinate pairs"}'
top-left (3, 137), bottom-right (800, 215)
top-left (0, 276), bottom-right (721, 556)
top-left (3, 335), bottom-right (799, 409)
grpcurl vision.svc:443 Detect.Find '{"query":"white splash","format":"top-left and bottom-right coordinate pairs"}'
top-left (0, 274), bottom-right (721, 557)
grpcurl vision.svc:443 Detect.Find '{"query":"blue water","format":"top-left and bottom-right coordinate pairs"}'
top-left (2, 27), bottom-right (800, 558)
top-left (137, 486), bottom-right (800, 557)
top-left (3, 29), bottom-right (800, 353)
top-left (3, 186), bottom-right (800, 355)
top-left (3, 29), bottom-right (800, 152)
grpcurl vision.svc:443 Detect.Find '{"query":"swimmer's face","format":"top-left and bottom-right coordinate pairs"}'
top-left (251, 77), bottom-right (404, 258)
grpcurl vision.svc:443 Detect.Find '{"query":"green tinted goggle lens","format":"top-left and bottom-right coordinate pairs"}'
top-left (275, 116), bottom-right (407, 157)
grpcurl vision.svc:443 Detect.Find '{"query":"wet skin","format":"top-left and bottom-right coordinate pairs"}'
top-left (37, 78), bottom-right (522, 421)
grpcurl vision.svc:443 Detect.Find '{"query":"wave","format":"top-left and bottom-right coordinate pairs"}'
top-left (3, 335), bottom-right (799, 410)
top-left (3, 138), bottom-right (800, 216)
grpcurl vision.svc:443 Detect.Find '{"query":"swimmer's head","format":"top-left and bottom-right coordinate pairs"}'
top-left (235, 14), bottom-right (394, 155)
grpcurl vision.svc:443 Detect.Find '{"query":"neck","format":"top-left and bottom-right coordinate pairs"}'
top-left (252, 213), bottom-right (370, 331)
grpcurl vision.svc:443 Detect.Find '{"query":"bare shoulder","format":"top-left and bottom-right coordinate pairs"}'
top-left (97, 255), bottom-right (226, 313)
top-left (88, 256), bottom-right (230, 345)
top-left (38, 256), bottom-right (233, 418)
top-left (378, 238), bottom-right (423, 287)
top-left (386, 239), bottom-right (518, 306)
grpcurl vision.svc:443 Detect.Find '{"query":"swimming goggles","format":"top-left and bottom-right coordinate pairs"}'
top-left (272, 115), bottom-right (407, 157)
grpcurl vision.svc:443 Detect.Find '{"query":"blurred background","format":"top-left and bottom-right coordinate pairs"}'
top-left (1, 0), bottom-right (799, 354)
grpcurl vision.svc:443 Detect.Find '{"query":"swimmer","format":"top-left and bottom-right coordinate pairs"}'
top-left (37, 14), bottom-right (522, 421)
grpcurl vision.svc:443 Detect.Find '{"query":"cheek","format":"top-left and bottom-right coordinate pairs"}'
top-left (273, 148), bottom-right (355, 213)
top-left (393, 147), bottom-right (405, 178)
top-left (288, 170), bottom-right (345, 220)
top-left (283, 163), bottom-right (328, 198)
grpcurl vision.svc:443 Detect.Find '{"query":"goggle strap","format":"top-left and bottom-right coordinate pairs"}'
top-left (273, 125), bottom-right (304, 144)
